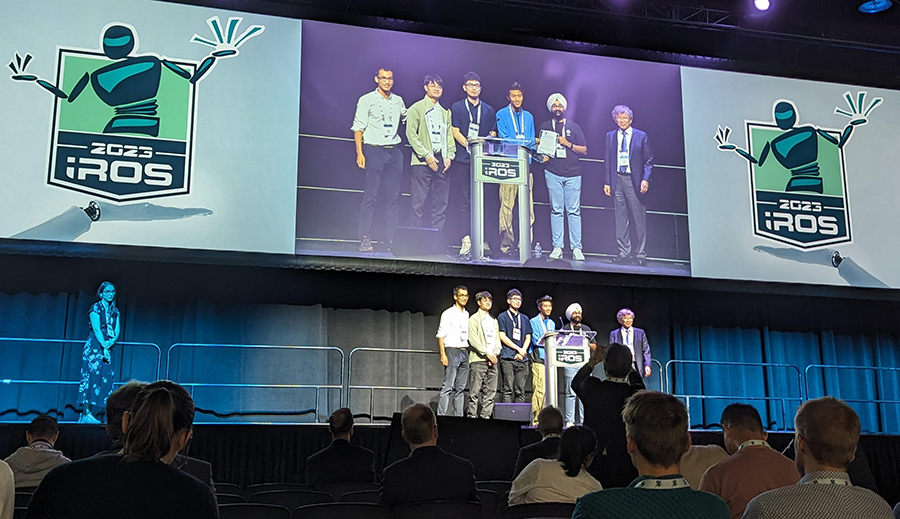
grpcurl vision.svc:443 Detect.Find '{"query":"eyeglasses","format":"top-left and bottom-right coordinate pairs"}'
top-left (102, 290), bottom-right (116, 294)
top-left (465, 82), bottom-right (481, 88)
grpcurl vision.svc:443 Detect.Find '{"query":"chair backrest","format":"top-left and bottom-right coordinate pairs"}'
top-left (14, 493), bottom-right (32, 508)
top-left (244, 483), bottom-right (312, 500)
top-left (391, 500), bottom-right (482, 519)
top-left (476, 480), bottom-right (513, 498)
top-left (339, 490), bottom-right (382, 504)
top-left (218, 503), bottom-right (290, 519)
top-left (477, 489), bottom-right (499, 519)
top-left (13, 508), bottom-right (27, 519)
top-left (216, 493), bottom-right (245, 504)
top-left (249, 489), bottom-right (334, 509)
top-left (291, 502), bottom-right (391, 519)
top-left (316, 481), bottom-right (380, 499)
top-left (216, 483), bottom-right (243, 495)
top-left (503, 502), bottom-right (577, 519)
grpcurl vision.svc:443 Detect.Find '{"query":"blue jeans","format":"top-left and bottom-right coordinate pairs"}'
top-left (437, 348), bottom-right (469, 416)
top-left (564, 366), bottom-right (584, 425)
top-left (544, 171), bottom-right (582, 250)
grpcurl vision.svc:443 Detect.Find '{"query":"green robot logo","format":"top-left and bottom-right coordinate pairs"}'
top-left (9, 16), bottom-right (264, 202)
top-left (714, 91), bottom-right (882, 249)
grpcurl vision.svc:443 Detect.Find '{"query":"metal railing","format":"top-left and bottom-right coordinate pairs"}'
top-left (166, 343), bottom-right (344, 422)
top-left (348, 347), bottom-right (441, 422)
top-left (805, 364), bottom-right (900, 415)
top-left (666, 359), bottom-right (804, 429)
top-left (0, 337), bottom-right (162, 383)
top-left (650, 359), bottom-right (665, 392)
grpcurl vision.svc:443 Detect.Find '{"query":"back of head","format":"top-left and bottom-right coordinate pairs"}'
top-left (106, 380), bottom-right (148, 442)
top-left (537, 406), bottom-right (563, 437)
top-left (401, 403), bottom-right (436, 445)
top-left (123, 380), bottom-right (194, 463)
top-left (720, 403), bottom-right (764, 434)
top-left (622, 391), bottom-right (689, 468)
top-left (559, 426), bottom-right (596, 477)
top-left (795, 396), bottom-right (860, 469)
top-left (27, 415), bottom-right (59, 441)
top-left (604, 344), bottom-right (634, 378)
top-left (329, 408), bottom-right (354, 437)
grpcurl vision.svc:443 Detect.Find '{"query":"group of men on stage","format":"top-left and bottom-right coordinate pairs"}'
top-left (351, 69), bottom-right (654, 264)
top-left (435, 285), bottom-right (652, 426)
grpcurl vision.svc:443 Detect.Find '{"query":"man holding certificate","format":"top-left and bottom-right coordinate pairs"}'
top-left (537, 94), bottom-right (588, 261)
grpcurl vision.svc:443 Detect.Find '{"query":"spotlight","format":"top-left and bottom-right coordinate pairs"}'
top-left (859, 0), bottom-right (892, 13)
top-left (754, 0), bottom-right (770, 11)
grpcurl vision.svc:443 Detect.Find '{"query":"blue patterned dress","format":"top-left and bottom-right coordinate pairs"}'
top-left (78, 301), bottom-right (119, 416)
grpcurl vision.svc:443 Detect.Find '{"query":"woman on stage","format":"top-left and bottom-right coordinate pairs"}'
top-left (77, 281), bottom-right (120, 423)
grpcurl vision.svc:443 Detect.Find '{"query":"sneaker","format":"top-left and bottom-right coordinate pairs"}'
top-left (460, 235), bottom-right (472, 256)
top-left (359, 236), bottom-right (374, 252)
top-left (549, 247), bottom-right (563, 260)
top-left (573, 249), bottom-right (585, 261)
top-left (565, 421), bottom-right (575, 428)
top-left (79, 412), bottom-right (100, 424)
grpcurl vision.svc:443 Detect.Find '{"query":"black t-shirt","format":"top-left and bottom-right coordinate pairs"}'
top-left (450, 98), bottom-right (497, 164)
top-left (25, 454), bottom-right (218, 519)
top-left (539, 119), bottom-right (586, 177)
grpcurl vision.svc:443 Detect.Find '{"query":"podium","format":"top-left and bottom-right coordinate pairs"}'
top-left (469, 137), bottom-right (531, 264)
top-left (540, 329), bottom-right (594, 409)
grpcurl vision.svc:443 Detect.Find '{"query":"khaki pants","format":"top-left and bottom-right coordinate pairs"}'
top-left (530, 361), bottom-right (545, 424)
top-left (499, 173), bottom-right (534, 253)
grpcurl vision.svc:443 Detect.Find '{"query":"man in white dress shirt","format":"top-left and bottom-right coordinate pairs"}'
top-left (436, 285), bottom-right (470, 416)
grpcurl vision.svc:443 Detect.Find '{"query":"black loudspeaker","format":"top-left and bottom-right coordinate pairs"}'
top-left (391, 226), bottom-right (440, 257)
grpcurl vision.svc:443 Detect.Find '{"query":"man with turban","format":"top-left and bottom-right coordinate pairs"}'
top-left (537, 94), bottom-right (589, 261)
top-left (561, 302), bottom-right (597, 427)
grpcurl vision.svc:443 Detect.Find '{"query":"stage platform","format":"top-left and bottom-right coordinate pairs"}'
top-left (1, 416), bottom-right (898, 507)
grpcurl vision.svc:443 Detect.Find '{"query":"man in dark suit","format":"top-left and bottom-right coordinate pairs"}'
top-left (95, 380), bottom-right (216, 493)
top-left (513, 406), bottom-right (563, 478)
top-left (604, 105), bottom-right (653, 266)
top-left (305, 408), bottom-right (376, 488)
top-left (608, 308), bottom-right (652, 379)
top-left (379, 403), bottom-right (478, 507)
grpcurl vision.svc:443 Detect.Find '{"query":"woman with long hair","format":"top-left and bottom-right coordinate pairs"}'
top-left (77, 281), bottom-right (119, 423)
top-left (509, 425), bottom-right (603, 505)
top-left (26, 380), bottom-right (217, 519)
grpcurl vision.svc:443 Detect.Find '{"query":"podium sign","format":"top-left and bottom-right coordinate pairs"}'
top-left (470, 138), bottom-right (531, 263)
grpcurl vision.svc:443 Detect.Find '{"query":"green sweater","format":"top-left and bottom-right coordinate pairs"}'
top-left (405, 96), bottom-right (455, 166)
top-left (572, 475), bottom-right (730, 519)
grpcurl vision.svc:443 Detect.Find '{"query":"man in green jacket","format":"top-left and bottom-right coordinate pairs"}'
top-left (406, 74), bottom-right (455, 236)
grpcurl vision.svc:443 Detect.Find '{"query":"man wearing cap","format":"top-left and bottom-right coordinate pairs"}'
top-left (561, 303), bottom-right (597, 427)
top-left (604, 105), bottom-right (653, 266)
top-left (537, 94), bottom-right (588, 261)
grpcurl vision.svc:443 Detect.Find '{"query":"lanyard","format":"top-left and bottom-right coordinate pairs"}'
top-left (468, 101), bottom-right (482, 126)
top-left (552, 119), bottom-right (566, 136)
top-left (537, 317), bottom-right (550, 337)
top-left (737, 439), bottom-right (770, 451)
top-left (634, 477), bottom-right (691, 490)
top-left (605, 375), bottom-right (628, 383)
top-left (377, 91), bottom-right (393, 127)
top-left (509, 106), bottom-right (524, 136)
top-left (507, 310), bottom-right (522, 330)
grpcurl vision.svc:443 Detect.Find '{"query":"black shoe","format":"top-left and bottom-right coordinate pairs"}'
top-left (635, 258), bottom-right (647, 266)
top-left (612, 255), bottom-right (630, 264)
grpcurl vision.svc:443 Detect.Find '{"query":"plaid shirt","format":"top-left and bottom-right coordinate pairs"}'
top-left (742, 471), bottom-right (893, 519)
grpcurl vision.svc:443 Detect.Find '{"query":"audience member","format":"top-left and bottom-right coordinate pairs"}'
top-left (680, 444), bottom-right (727, 489)
top-left (379, 403), bottom-right (478, 507)
top-left (572, 343), bottom-right (638, 488)
top-left (3, 415), bottom-right (70, 489)
top-left (0, 460), bottom-right (12, 519)
top-left (743, 397), bottom-right (893, 519)
top-left (509, 426), bottom-right (602, 505)
top-left (95, 380), bottom-right (216, 493)
top-left (699, 404), bottom-right (799, 518)
top-left (572, 391), bottom-right (730, 519)
top-left (306, 407), bottom-right (376, 487)
top-left (894, 501), bottom-right (899, 519)
top-left (513, 406), bottom-right (563, 478)
top-left (24, 380), bottom-right (218, 519)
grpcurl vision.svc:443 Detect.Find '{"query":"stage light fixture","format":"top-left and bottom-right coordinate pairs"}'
top-left (859, 0), bottom-right (892, 13)
top-left (754, 0), bottom-right (771, 11)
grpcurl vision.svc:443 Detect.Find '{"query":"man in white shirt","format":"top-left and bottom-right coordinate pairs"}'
top-left (436, 285), bottom-right (470, 416)
top-left (0, 459), bottom-right (12, 519)
top-left (466, 291), bottom-right (501, 419)
top-left (351, 68), bottom-right (408, 253)
top-left (608, 308), bottom-right (652, 380)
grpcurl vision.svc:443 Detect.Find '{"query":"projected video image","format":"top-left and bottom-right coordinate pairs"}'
top-left (297, 21), bottom-right (690, 276)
